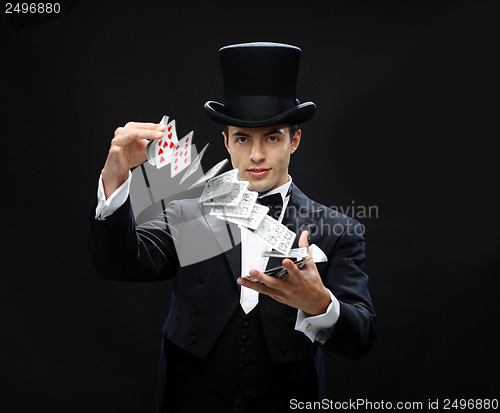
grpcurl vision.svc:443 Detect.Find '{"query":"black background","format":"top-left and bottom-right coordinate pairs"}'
top-left (1, 0), bottom-right (499, 411)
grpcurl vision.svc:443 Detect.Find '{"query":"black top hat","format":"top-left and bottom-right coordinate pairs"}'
top-left (204, 42), bottom-right (316, 127)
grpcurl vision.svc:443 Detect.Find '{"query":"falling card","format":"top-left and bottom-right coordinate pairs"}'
top-left (188, 159), bottom-right (229, 189)
top-left (179, 143), bottom-right (209, 184)
top-left (171, 131), bottom-right (193, 177)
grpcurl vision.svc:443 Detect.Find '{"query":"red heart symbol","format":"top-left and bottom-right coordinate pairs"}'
top-left (184, 158), bottom-right (188, 163)
top-left (158, 140), bottom-right (162, 146)
top-left (170, 142), bottom-right (174, 148)
top-left (158, 148), bottom-right (163, 155)
top-left (175, 158), bottom-right (178, 163)
top-left (168, 125), bottom-right (172, 132)
top-left (175, 165), bottom-right (178, 171)
top-left (163, 141), bottom-right (168, 148)
top-left (160, 156), bottom-right (165, 163)
top-left (168, 133), bottom-right (173, 139)
top-left (186, 137), bottom-right (190, 143)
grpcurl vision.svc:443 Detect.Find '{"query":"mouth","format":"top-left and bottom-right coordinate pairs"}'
top-left (247, 168), bottom-right (271, 178)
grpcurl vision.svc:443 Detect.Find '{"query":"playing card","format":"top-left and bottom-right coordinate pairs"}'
top-left (188, 159), bottom-right (229, 189)
top-left (219, 203), bottom-right (269, 230)
top-left (164, 118), bottom-right (179, 148)
top-left (171, 131), bottom-right (193, 177)
top-left (179, 143), bottom-right (209, 184)
top-left (262, 247), bottom-right (308, 259)
top-left (146, 139), bottom-right (157, 166)
top-left (265, 265), bottom-right (287, 279)
top-left (199, 168), bottom-right (238, 203)
top-left (263, 256), bottom-right (312, 281)
top-left (145, 115), bottom-right (169, 166)
top-left (202, 182), bottom-right (248, 206)
top-left (154, 140), bottom-right (173, 168)
top-left (247, 215), bottom-right (294, 255)
top-left (274, 227), bottom-right (296, 256)
top-left (248, 214), bottom-right (287, 248)
top-left (159, 115), bottom-right (169, 125)
top-left (155, 118), bottom-right (179, 169)
top-left (210, 190), bottom-right (258, 218)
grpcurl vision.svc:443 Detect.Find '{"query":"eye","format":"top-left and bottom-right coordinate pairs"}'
top-left (267, 135), bottom-right (279, 142)
top-left (236, 136), bottom-right (248, 143)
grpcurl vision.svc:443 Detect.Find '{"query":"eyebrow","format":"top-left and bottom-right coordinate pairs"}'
top-left (231, 128), bottom-right (286, 138)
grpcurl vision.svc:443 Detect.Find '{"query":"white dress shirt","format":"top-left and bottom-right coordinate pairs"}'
top-left (95, 172), bottom-right (340, 343)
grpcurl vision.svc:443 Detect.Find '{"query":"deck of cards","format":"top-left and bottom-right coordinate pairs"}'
top-left (201, 168), bottom-right (297, 257)
top-left (146, 115), bottom-right (208, 181)
top-left (263, 256), bottom-right (312, 281)
top-left (260, 247), bottom-right (310, 281)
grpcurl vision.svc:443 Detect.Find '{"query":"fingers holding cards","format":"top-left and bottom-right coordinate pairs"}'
top-left (238, 254), bottom-right (330, 316)
top-left (102, 120), bottom-right (166, 198)
top-left (238, 269), bottom-right (285, 299)
top-left (113, 122), bottom-right (165, 147)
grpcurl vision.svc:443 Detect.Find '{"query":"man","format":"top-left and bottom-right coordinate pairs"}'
top-left (89, 42), bottom-right (376, 412)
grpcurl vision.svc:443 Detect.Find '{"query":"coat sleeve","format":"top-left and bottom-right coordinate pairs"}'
top-left (321, 218), bottom-right (377, 359)
top-left (88, 196), bottom-right (181, 281)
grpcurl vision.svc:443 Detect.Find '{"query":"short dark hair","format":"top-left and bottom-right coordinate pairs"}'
top-left (223, 125), bottom-right (298, 141)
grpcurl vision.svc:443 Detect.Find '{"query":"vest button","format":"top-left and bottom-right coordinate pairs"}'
top-left (194, 306), bottom-right (201, 315)
top-left (243, 321), bottom-right (250, 329)
top-left (238, 363), bottom-right (245, 371)
top-left (241, 334), bottom-right (248, 342)
top-left (280, 345), bottom-right (288, 355)
top-left (191, 336), bottom-right (199, 345)
top-left (240, 347), bottom-right (247, 355)
top-left (199, 277), bottom-right (206, 284)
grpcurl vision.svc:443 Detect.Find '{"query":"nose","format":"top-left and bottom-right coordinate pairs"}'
top-left (250, 141), bottom-right (265, 163)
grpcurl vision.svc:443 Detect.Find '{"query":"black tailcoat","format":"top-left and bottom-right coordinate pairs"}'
top-left (88, 183), bottom-right (376, 412)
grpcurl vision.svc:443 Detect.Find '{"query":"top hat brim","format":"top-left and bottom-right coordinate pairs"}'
top-left (204, 100), bottom-right (316, 127)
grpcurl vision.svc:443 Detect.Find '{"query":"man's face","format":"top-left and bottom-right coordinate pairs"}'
top-left (223, 124), bottom-right (301, 194)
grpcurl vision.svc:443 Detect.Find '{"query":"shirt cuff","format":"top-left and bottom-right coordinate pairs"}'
top-left (95, 171), bottom-right (132, 220)
top-left (295, 289), bottom-right (340, 344)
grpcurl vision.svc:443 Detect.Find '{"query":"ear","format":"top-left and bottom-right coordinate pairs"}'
top-left (290, 128), bottom-right (301, 154)
top-left (222, 131), bottom-right (230, 152)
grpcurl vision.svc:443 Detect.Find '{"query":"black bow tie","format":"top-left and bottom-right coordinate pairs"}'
top-left (258, 193), bottom-right (284, 220)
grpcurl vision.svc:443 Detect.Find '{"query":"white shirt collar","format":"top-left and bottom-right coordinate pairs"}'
top-left (258, 175), bottom-right (293, 203)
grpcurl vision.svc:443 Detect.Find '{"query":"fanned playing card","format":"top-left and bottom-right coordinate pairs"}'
top-left (171, 131), bottom-right (193, 177)
top-left (210, 190), bottom-right (258, 218)
top-left (202, 181), bottom-right (248, 206)
top-left (179, 143), bottom-right (209, 184)
top-left (146, 139), bottom-right (157, 166)
top-left (274, 227), bottom-right (296, 256)
top-left (262, 247), bottom-right (308, 259)
top-left (154, 141), bottom-right (173, 168)
top-left (188, 159), bottom-right (229, 189)
top-left (155, 119), bottom-right (179, 169)
top-left (247, 214), bottom-right (295, 255)
top-left (146, 115), bottom-right (169, 167)
top-left (159, 115), bottom-right (169, 128)
top-left (164, 118), bottom-right (179, 149)
top-left (199, 168), bottom-right (238, 203)
top-left (219, 203), bottom-right (269, 230)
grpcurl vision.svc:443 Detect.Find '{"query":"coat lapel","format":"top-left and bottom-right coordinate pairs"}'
top-left (199, 203), bottom-right (242, 281)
